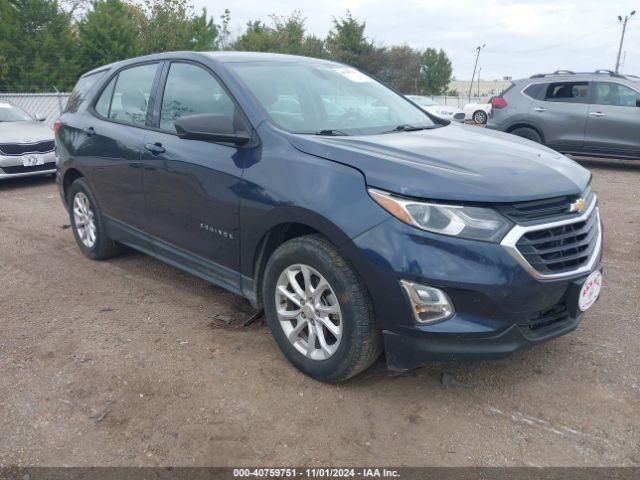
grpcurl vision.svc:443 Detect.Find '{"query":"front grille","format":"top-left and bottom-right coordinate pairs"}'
top-left (0, 140), bottom-right (55, 156)
top-left (1, 162), bottom-right (56, 174)
top-left (515, 207), bottom-right (599, 275)
top-left (521, 303), bottom-right (571, 333)
top-left (498, 187), bottom-right (594, 223)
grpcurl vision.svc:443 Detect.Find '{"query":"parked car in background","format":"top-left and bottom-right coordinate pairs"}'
top-left (56, 52), bottom-right (602, 383)
top-left (405, 95), bottom-right (465, 122)
top-left (463, 101), bottom-right (492, 124)
top-left (487, 70), bottom-right (640, 160)
top-left (0, 101), bottom-right (55, 179)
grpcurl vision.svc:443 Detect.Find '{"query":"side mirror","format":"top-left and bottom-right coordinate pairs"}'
top-left (174, 114), bottom-right (251, 146)
top-left (35, 113), bottom-right (46, 122)
top-left (453, 112), bottom-right (466, 123)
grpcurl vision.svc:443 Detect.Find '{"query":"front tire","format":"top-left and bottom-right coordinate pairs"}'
top-left (262, 235), bottom-right (382, 383)
top-left (68, 178), bottom-right (122, 260)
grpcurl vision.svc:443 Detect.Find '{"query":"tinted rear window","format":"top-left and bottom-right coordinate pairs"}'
top-left (543, 82), bottom-right (589, 103)
top-left (65, 70), bottom-right (109, 113)
top-left (523, 83), bottom-right (543, 99)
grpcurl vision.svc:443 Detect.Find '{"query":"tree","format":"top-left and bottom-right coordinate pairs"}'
top-left (232, 12), bottom-right (325, 57)
top-left (419, 48), bottom-right (453, 95)
top-left (375, 45), bottom-right (422, 93)
top-left (76, 0), bottom-right (142, 73)
top-left (325, 11), bottom-right (375, 71)
top-left (0, 0), bottom-right (79, 91)
top-left (137, 0), bottom-right (219, 54)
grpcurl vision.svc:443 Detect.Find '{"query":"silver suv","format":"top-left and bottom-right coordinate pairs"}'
top-left (487, 70), bottom-right (640, 160)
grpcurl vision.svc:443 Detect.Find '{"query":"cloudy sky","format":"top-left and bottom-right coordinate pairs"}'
top-left (191, 0), bottom-right (639, 80)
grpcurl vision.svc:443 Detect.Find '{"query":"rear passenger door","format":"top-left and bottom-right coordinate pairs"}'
top-left (529, 81), bottom-right (590, 152)
top-left (83, 62), bottom-right (161, 230)
top-left (140, 61), bottom-right (250, 287)
top-left (584, 81), bottom-right (640, 158)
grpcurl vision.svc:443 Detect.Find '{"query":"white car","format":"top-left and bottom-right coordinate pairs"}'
top-left (463, 102), bottom-right (492, 124)
top-left (0, 101), bottom-right (55, 179)
top-left (405, 95), bottom-right (465, 122)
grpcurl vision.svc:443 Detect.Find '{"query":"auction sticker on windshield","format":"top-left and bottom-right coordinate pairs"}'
top-left (579, 270), bottom-right (602, 312)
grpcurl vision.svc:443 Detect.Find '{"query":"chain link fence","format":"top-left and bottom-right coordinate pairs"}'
top-left (0, 92), bottom-right (70, 127)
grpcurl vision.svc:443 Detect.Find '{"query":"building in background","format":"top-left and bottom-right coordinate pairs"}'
top-left (449, 77), bottom-right (513, 97)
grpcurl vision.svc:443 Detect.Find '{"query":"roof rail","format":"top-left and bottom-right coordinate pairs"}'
top-left (529, 69), bottom-right (632, 79)
top-left (530, 70), bottom-right (575, 78)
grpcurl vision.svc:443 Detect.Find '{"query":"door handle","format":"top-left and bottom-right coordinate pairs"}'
top-left (589, 112), bottom-right (606, 118)
top-left (83, 127), bottom-right (95, 136)
top-left (144, 142), bottom-right (165, 155)
top-left (533, 107), bottom-right (547, 112)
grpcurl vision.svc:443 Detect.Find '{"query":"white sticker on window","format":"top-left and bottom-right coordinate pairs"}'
top-left (333, 67), bottom-right (372, 83)
top-left (0, 102), bottom-right (11, 108)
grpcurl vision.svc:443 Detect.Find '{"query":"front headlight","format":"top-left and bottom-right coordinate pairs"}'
top-left (368, 188), bottom-right (513, 242)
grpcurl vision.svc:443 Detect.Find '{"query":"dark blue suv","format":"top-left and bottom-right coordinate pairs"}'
top-left (55, 52), bottom-right (603, 383)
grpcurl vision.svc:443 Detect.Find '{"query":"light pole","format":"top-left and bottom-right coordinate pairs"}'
top-left (615, 11), bottom-right (635, 73)
top-left (469, 44), bottom-right (485, 102)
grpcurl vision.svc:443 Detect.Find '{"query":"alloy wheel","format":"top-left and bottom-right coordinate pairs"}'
top-left (73, 191), bottom-right (97, 248)
top-left (275, 263), bottom-right (343, 361)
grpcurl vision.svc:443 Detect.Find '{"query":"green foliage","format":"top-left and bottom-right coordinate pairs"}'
top-left (325, 11), bottom-right (375, 71)
top-left (419, 47), bottom-right (453, 95)
top-left (0, 0), bottom-right (79, 91)
top-left (0, 3), bottom-right (454, 95)
top-left (76, 0), bottom-right (142, 73)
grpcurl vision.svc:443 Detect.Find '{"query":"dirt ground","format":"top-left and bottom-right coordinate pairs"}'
top-left (0, 157), bottom-right (638, 467)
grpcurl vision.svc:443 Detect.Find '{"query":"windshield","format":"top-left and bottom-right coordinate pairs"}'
top-left (407, 95), bottom-right (437, 107)
top-left (0, 102), bottom-right (33, 122)
top-left (229, 62), bottom-right (435, 135)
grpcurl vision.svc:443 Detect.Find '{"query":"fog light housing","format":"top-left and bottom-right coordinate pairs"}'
top-left (400, 280), bottom-right (454, 324)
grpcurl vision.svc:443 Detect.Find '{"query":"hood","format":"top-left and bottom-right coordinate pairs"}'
top-left (288, 124), bottom-right (591, 203)
top-left (0, 121), bottom-right (54, 143)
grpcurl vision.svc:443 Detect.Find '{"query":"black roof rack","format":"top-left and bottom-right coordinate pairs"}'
top-left (530, 69), bottom-right (630, 79)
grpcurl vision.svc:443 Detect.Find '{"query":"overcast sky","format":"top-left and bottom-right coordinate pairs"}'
top-left (191, 0), bottom-right (639, 80)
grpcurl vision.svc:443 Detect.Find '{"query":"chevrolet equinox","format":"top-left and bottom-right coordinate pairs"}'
top-left (55, 52), bottom-right (603, 383)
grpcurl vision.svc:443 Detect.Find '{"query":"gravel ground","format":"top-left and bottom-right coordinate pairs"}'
top-left (0, 157), bottom-right (638, 467)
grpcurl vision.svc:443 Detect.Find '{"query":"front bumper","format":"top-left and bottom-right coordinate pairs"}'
top-left (0, 151), bottom-right (56, 179)
top-left (343, 212), bottom-right (603, 370)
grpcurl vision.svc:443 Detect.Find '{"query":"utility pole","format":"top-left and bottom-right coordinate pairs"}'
top-left (477, 68), bottom-right (481, 98)
top-left (469, 44), bottom-right (485, 102)
top-left (615, 11), bottom-right (635, 73)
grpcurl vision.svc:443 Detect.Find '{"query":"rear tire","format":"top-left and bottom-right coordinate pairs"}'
top-left (262, 234), bottom-right (382, 383)
top-left (68, 178), bottom-right (122, 260)
top-left (473, 110), bottom-right (488, 124)
top-left (510, 127), bottom-right (542, 143)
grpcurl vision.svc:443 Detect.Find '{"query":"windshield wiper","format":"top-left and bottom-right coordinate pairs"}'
top-left (389, 124), bottom-right (441, 132)
top-left (315, 129), bottom-right (349, 136)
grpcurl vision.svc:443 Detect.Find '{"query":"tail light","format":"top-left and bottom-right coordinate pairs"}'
top-left (53, 120), bottom-right (61, 138)
top-left (490, 96), bottom-right (507, 109)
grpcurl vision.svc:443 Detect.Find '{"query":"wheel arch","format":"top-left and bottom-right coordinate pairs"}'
top-left (61, 167), bottom-right (84, 207)
top-left (244, 208), bottom-right (358, 309)
top-left (506, 123), bottom-right (545, 143)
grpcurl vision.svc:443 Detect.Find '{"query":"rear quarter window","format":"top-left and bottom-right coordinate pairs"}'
top-left (522, 83), bottom-right (543, 99)
top-left (65, 70), bottom-right (109, 113)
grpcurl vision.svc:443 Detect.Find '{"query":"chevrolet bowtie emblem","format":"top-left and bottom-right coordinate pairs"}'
top-left (569, 197), bottom-right (587, 214)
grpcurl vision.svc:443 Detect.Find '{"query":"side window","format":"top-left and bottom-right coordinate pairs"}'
top-left (523, 83), bottom-right (543, 99)
top-left (544, 82), bottom-right (589, 103)
top-left (593, 82), bottom-right (640, 107)
top-left (160, 63), bottom-right (237, 132)
top-left (94, 77), bottom-right (116, 117)
top-left (65, 70), bottom-right (108, 113)
top-left (108, 63), bottom-right (158, 126)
